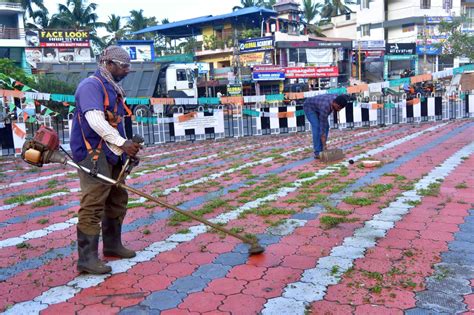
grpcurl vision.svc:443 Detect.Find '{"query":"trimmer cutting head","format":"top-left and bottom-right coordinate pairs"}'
top-left (249, 243), bottom-right (265, 255)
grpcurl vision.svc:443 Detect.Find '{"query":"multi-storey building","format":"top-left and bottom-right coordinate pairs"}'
top-left (322, 0), bottom-right (474, 82)
top-left (0, 0), bottom-right (27, 70)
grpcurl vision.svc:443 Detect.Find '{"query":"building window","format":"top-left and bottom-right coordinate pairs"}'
top-left (361, 0), bottom-right (370, 9)
top-left (420, 0), bottom-right (431, 9)
top-left (464, 7), bottom-right (474, 29)
top-left (176, 69), bottom-right (187, 81)
top-left (402, 23), bottom-right (415, 33)
top-left (361, 24), bottom-right (370, 37)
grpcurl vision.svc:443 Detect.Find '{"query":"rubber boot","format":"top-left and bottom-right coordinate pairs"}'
top-left (77, 228), bottom-right (112, 274)
top-left (102, 216), bottom-right (136, 258)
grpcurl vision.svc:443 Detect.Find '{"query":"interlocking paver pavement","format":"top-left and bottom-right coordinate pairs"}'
top-left (0, 120), bottom-right (473, 314)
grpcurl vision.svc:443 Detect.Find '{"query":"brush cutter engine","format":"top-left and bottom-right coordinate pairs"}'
top-left (21, 125), bottom-right (66, 167)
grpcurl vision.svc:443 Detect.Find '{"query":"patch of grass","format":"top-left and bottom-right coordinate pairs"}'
top-left (455, 182), bottom-right (468, 189)
top-left (418, 183), bottom-right (441, 196)
top-left (363, 271), bottom-right (383, 281)
top-left (36, 218), bottom-right (49, 225)
top-left (177, 228), bottom-right (190, 234)
top-left (46, 180), bottom-right (58, 189)
top-left (326, 207), bottom-right (352, 216)
top-left (4, 195), bottom-right (30, 205)
top-left (264, 219), bottom-right (286, 227)
top-left (229, 227), bottom-right (244, 234)
top-left (364, 184), bottom-right (393, 197)
top-left (320, 215), bottom-right (358, 229)
top-left (143, 229), bottom-right (151, 235)
top-left (297, 172), bottom-right (315, 179)
top-left (239, 169), bottom-right (252, 175)
top-left (4, 188), bottom-right (68, 205)
top-left (330, 265), bottom-right (340, 275)
top-left (403, 250), bottom-right (414, 257)
top-left (383, 173), bottom-right (407, 181)
top-left (369, 285), bottom-right (382, 294)
top-left (32, 198), bottom-right (54, 208)
top-left (338, 167), bottom-right (349, 177)
top-left (342, 196), bottom-right (373, 206)
top-left (246, 206), bottom-right (295, 217)
top-left (398, 183), bottom-right (414, 191)
top-left (16, 242), bottom-right (31, 249)
top-left (406, 200), bottom-right (421, 206)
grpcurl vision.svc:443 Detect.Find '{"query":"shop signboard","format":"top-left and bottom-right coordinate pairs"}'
top-left (416, 45), bottom-right (442, 55)
top-left (25, 47), bottom-right (92, 67)
top-left (277, 41), bottom-right (352, 49)
top-left (426, 16), bottom-right (453, 24)
top-left (385, 43), bottom-right (416, 55)
top-left (239, 36), bottom-right (273, 54)
top-left (117, 40), bottom-right (154, 62)
top-left (252, 65), bottom-right (285, 81)
top-left (38, 30), bottom-right (90, 47)
top-left (239, 51), bottom-right (273, 66)
top-left (352, 40), bottom-right (385, 50)
top-left (227, 84), bottom-right (242, 96)
top-left (284, 66), bottom-right (339, 79)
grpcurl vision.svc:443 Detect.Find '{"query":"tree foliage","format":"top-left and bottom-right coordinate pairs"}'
top-left (0, 59), bottom-right (33, 87)
top-left (302, 0), bottom-right (322, 24)
top-left (437, 16), bottom-right (474, 60)
top-left (320, 0), bottom-right (353, 20)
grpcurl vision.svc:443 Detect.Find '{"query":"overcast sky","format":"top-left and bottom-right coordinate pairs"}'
top-left (43, 0), bottom-right (243, 29)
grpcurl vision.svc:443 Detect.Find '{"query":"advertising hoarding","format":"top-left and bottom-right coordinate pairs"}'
top-left (239, 37), bottom-right (274, 54)
top-left (38, 30), bottom-right (90, 47)
top-left (284, 66), bottom-right (339, 79)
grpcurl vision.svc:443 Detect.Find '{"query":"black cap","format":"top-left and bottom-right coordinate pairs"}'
top-left (334, 95), bottom-right (348, 109)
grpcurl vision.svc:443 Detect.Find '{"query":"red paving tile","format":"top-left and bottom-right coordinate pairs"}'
top-left (205, 277), bottom-right (248, 296)
top-left (219, 294), bottom-right (266, 315)
top-left (179, 292), bottom-right (225, 313)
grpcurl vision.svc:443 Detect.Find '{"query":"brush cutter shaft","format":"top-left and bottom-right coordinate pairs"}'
top-left (65, 161), bottom-right (257, 246)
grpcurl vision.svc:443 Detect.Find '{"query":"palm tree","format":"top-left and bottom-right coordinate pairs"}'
top-left (262, 0), bottom-right (276, 10)
top-left (320, 0), bottom-right (353, 20)
top-left (102, 14), bottom-right (125, 45)
top-left (49, 0), bottom-right (105, 49)
top-left (25, 9), bottom-right (50, 29)
top-left (126, 9), bottom-right (156, 39)
top-left (49, 0), bottom-right (104, 29)
top-left (20, 0), bottom-right (47, 19)
top-left (233, 0), bottom-right (263, 11)
top-left (302, 0), bottom-right (322, 24)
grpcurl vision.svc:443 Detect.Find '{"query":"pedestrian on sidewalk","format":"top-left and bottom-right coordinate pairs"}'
top-left (70, 45), bottom-right (140, 274)
top-left (303, 94), bottom-right (348, 159)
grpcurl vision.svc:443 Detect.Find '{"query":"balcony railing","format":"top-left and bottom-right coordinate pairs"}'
top-left (0, 26), bottom-right (24, 40)
top-left (0, 1), bottom-right (22, 9)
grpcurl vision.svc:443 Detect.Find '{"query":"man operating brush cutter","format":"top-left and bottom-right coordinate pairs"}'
top-left (22, 126), bottom-right (265, 274)
top-left (70, 45), bottom-right (140, 274)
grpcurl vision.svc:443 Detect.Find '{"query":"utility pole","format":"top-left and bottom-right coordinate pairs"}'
top-left (423, 14), bottom-right (427, 73)
top-left (358, 41), bottom-right (362, 81)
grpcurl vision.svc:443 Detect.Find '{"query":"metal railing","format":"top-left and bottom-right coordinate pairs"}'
top-left (0, 27), bottom-right (25, 40)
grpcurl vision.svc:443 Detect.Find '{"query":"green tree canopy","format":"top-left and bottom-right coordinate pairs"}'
top-left (437, 16), bottom-right (474, 60)
top-left (302, 0), bottom-right (322, 24)
top-left (320, 0), bottom-right (353, 20)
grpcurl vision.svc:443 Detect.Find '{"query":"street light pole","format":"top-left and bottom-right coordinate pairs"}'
top-left (423, 14), bottom-right (427, 73)
top-left (358, 41), bottom-right (362, 81)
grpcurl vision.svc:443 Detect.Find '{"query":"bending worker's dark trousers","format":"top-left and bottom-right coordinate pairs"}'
top-left (77, 162), bottom-right (128, 235)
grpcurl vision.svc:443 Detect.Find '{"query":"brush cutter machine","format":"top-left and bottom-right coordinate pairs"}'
top-left (21, 126), bottom-right (265, 255)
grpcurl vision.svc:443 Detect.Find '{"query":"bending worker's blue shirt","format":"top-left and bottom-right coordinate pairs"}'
top-left (303, 94), bottom-right (337, 133)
